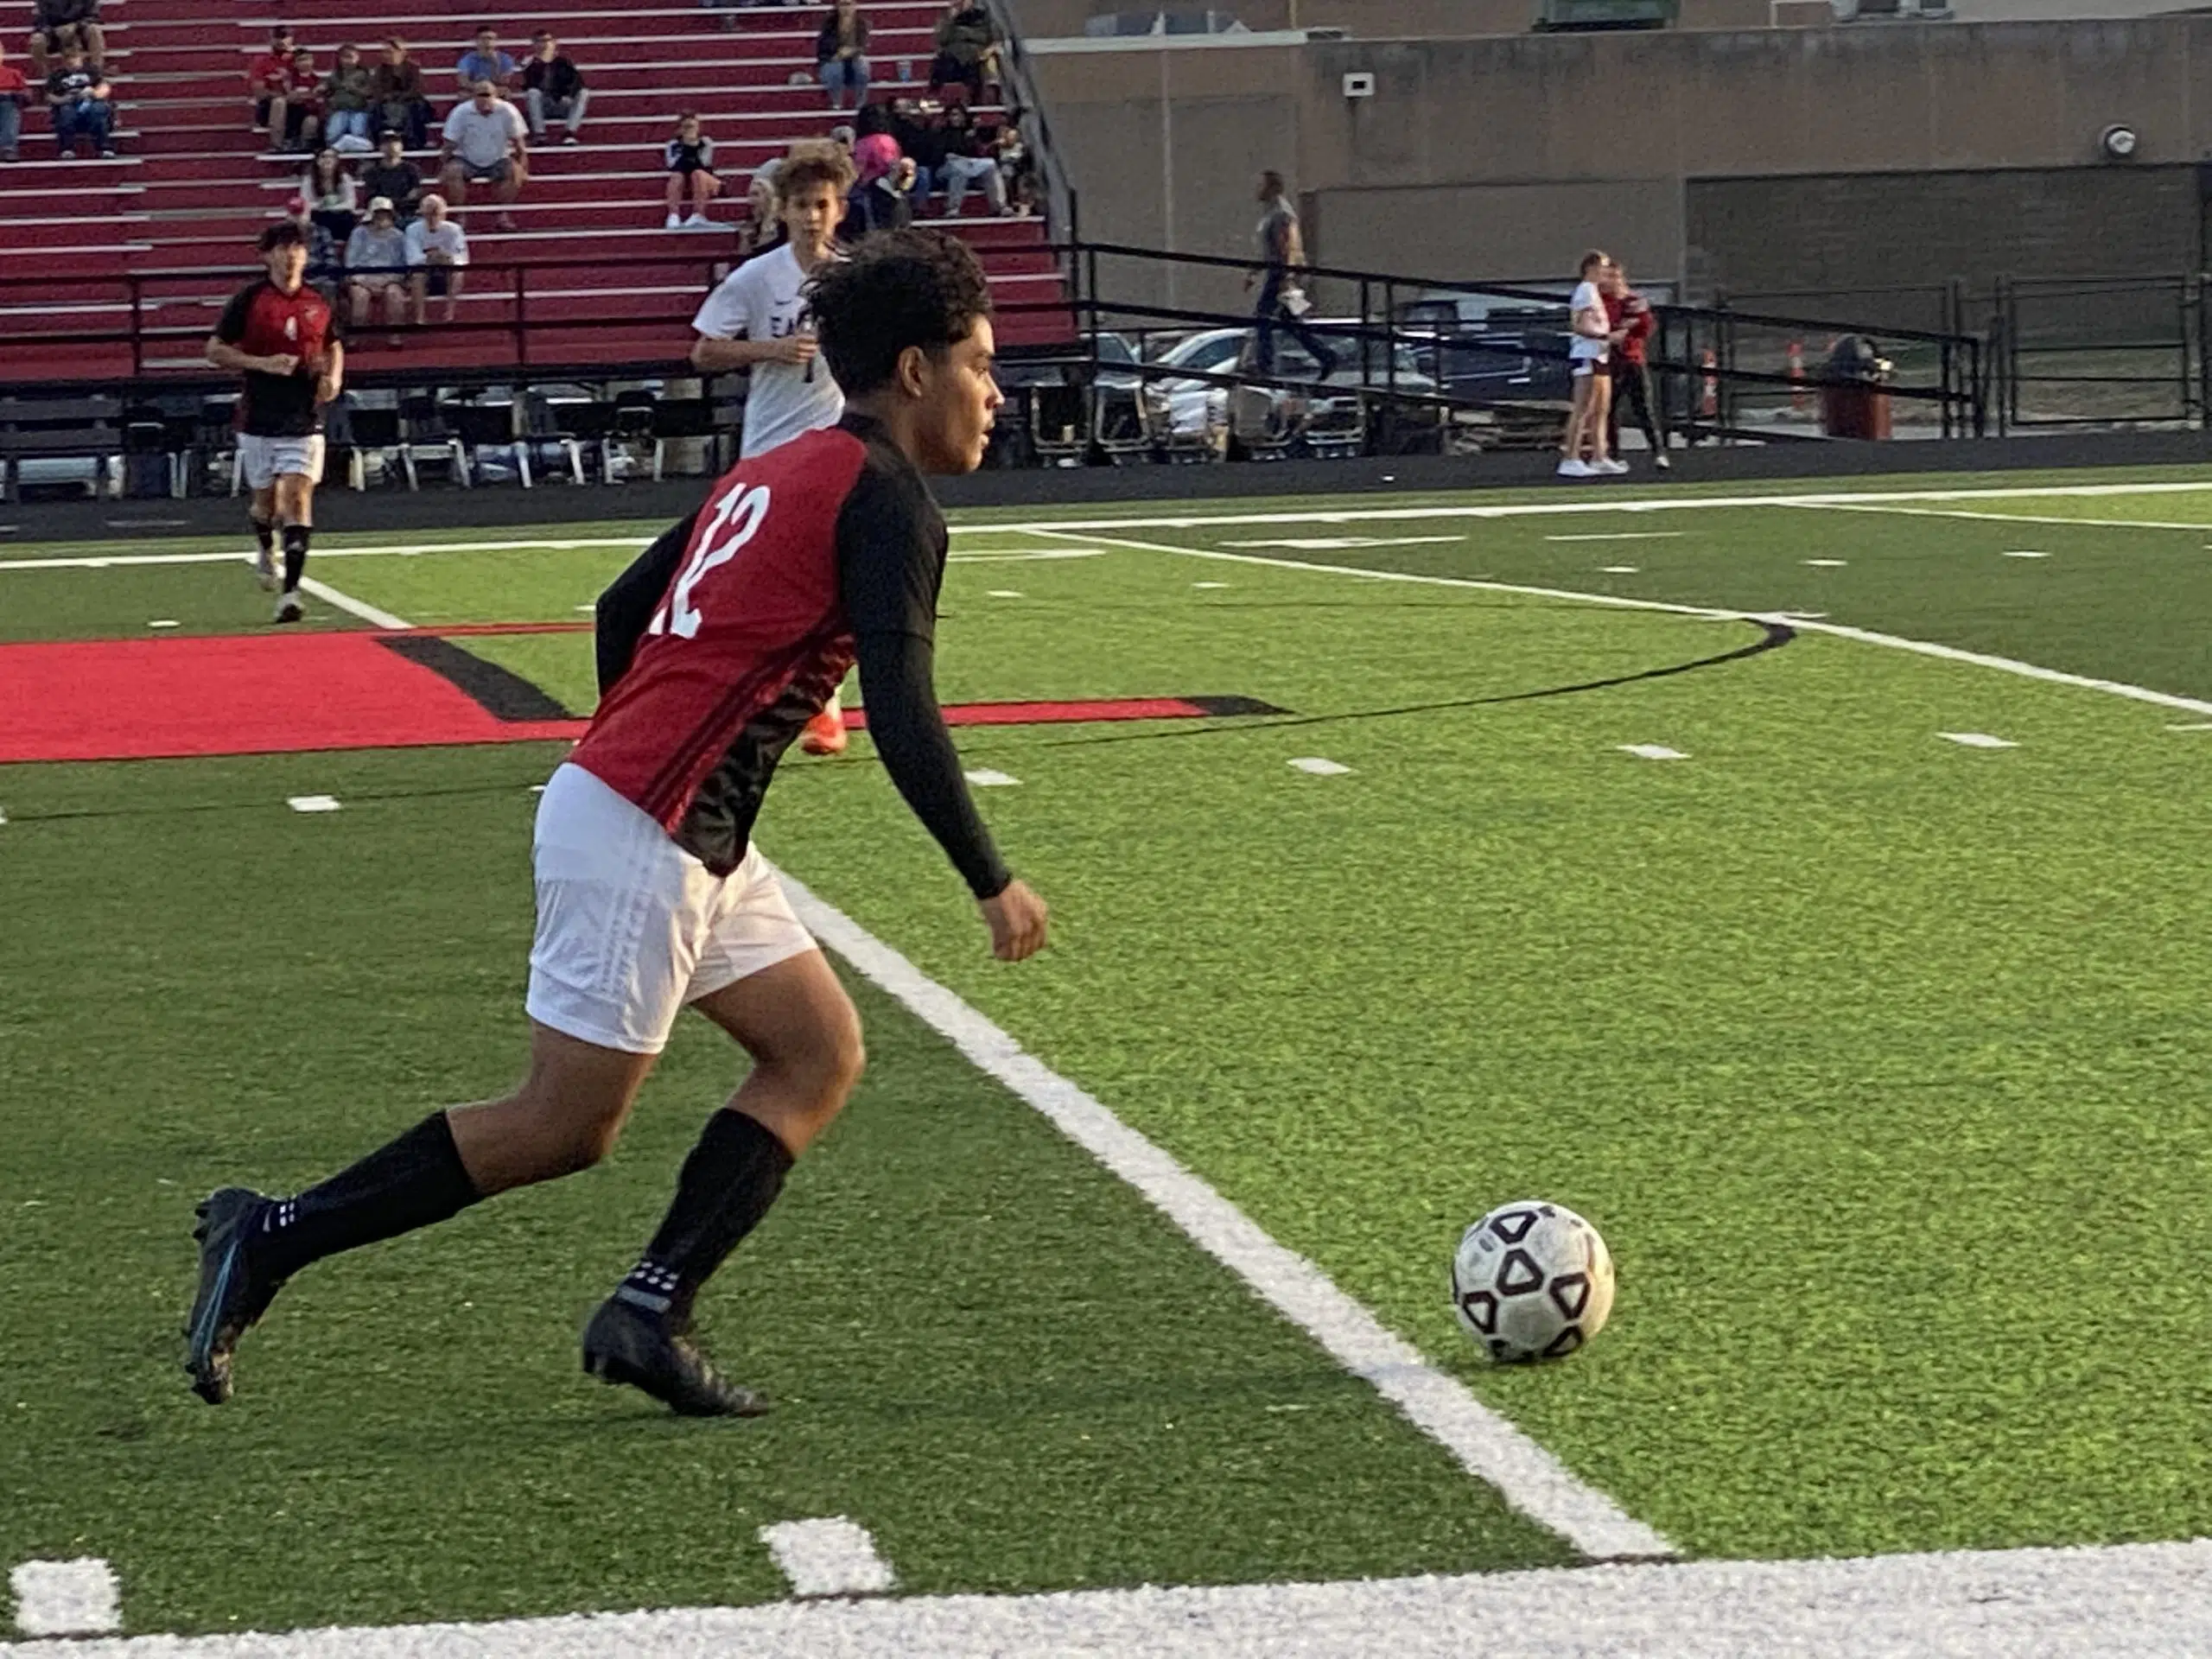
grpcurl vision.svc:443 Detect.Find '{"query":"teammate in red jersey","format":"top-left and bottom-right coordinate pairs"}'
top-left (185, 230), bottom-right (1048, 1416)
top-left (207, 220), bottom-right (342, 623)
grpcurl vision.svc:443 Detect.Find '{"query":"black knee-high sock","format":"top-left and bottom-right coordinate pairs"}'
top-left (281, 524), bottom-right (311, 593)
top-left (617, 1109), bottom-right (794, 1326)
top-left (254, 1111), bottom-right (482, 1282)
top-left (250, 514), bottom-right (276, 557)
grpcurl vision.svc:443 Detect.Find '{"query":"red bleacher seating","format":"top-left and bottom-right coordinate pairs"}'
top-left (0, 0), bottom-right (1074, 384)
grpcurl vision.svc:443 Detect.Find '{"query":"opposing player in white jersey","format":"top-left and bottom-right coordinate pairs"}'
top-left (689, 143), bottom-right (855, 756)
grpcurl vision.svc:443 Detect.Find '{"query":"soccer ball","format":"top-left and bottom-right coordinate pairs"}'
top-left (1451, 1200), bottom-right (1615, 1363)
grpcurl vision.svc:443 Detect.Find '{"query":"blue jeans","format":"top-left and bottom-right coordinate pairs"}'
top-left (818, 57), bottom-right (868, 106)
top-left (324, 109), bottom-right (373, 144)
top-left (1254, 270), bottom-right (1336, 378)
top-left (0, 100), bottom-right (20, 155)
top-left (53, 99), bottom-right (111, 155)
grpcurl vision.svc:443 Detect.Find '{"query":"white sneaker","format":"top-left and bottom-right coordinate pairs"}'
top-left (273, 593), bottom-right (303, 625)
top-left (1557, 458), bottom-right (1593, 478)
top-left (1596, 457), bottom-right (1630, 474)
top-left (663, 211), bottom-right (683, 229)
top-left (254, 547), bottom-right (276, 590)
top-left (1654, 452), bottom-right (1672, 470)
top-left (684, 213), bottom-right (712, 229)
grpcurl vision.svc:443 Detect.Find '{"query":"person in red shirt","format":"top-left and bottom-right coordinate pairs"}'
top-left (1603, 258), bottom-right (1668, 471)
top-left (0, 41), bottom-right (29, 162)
top-left (205, 220), bottom-right (341, 622)
top-left (184, 231), bottom-right (1050, 1421)
top-left (245, 26), bottom-right (308, 150)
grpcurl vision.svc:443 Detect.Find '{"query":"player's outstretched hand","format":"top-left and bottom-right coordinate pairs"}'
top-left (772, 334), bottom-right (819, 366)
top-left (259, 353), bottom-right (301, 377)
top-left (981, 879), bottom-right (1048, 963)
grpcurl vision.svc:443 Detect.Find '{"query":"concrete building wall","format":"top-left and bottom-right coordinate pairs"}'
top-left (1027, 18), bottom-right (2210, 300)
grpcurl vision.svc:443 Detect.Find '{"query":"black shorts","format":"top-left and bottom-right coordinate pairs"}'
top-left (670, 158), bottom-right (715, 178)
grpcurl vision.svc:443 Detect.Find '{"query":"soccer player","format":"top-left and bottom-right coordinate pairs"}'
top-left (206, 220), bottom-right (341, 624)
top-left (689, 144), bottom-right (855, 756)
top-left (186, 229), bottom-right (1048, 1417)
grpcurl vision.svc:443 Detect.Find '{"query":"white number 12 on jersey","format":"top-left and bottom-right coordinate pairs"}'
top-left (649, 483), bottom-right (772, 639)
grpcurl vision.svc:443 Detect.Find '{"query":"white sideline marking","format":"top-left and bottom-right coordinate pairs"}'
top-left (1939, 732), bottom-right (2018, 749)
top-left (944, 549), bottom-right (1104, 563)
top-left (287, 795), bottom-right (342, 812)
top-left (1619, 744), bottom-right (1688, 760)
top-left (758, 1518), bottom-right (896, 1599)
top-left (15, 1541), bottom-right (2212, 1656)
top-left (1221, 536), bottom-right (1465, 550)
top-left (941, 478), bottom-right (2212, 537)
top-left (770, 868), bottom-right (1671, 1562)
top-left (0, 537), bottom-right (652, 571)
top-left (1802, 558), bottom-right (1847, 567)
top-left (296, 574), bottom-right (410, 631)
top-left (2169, 721), bottom-right (2212, 731)
top-left (1797, 502), bottom-right (2212, 532)
top-left (10, 1558), bottom-right (119, 1636)
top-left (2002, 550), bottom-right (2050, 559)
top-left (1027, 530), bottom-right (2212, 721)
top-left (962, 768), bottom-right (1020, 786)
top-left (1545, 531), bottom-right (1684, 543)
top-left (1288, 756), bottom-right (1352, 775)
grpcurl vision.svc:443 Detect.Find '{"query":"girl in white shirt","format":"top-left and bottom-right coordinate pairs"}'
top-left (1560, 249), bottom-right (1624, 478)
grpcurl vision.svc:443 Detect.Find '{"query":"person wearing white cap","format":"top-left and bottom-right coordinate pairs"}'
top-left (405, 192), bottom-right (469, 324)
top-left (343, 195), bottom-right (411, 328)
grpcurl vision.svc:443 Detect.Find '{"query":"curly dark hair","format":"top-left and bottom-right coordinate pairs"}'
top-left (259, 219), bottom-right (308, 252)
top-left (809, 230), bottom-right (994, 396)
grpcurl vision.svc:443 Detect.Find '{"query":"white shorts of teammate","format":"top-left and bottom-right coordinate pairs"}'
top-left (238, 434), bottom-right (327, 490)
top-left (525, 762), bottom-right (817, 1054)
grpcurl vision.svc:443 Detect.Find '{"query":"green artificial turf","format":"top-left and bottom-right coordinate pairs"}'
top-left (6, 465), bottom-right (2212, 1628)
top-left (0, 745), bottom-right (1565, 1637)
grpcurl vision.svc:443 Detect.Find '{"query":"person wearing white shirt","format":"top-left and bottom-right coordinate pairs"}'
top-left (439, 79), bottom-right (528, 232)
top-left (686, 144), bottom-right (856, 754)
top-left (404, 193), bottom-right (469, 323)
top-left (1559, 248), bottom-right (1624, 479)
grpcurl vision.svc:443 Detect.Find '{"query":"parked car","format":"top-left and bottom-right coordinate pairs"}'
top-left (1138, 327), bottom-right (1440, 459)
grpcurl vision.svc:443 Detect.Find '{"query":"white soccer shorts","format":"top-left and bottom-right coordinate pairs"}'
top-left (238, 433), bottom-right (326, 489)
top-left (524, 762), bottom-right (817, 1054)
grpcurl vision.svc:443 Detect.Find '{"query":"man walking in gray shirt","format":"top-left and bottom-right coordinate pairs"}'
top-left (1244, 171), bottom-right (1338, 379)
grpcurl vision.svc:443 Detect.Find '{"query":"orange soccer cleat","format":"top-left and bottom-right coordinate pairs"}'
top-left (799, 706), bottom-right (848, 756)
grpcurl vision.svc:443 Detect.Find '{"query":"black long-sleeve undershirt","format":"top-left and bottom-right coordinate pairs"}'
top-left (853, 628), bottom-right (1008, 899)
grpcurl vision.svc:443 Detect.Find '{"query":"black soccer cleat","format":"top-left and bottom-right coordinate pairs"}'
top-left (581, 1295), bottom-right (768, 1419)
top-left (183, 1187), bottom-right (286, 1405)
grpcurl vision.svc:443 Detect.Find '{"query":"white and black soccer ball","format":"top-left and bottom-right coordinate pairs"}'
top-left (1451, 1200), bottom-right (1615, 1363)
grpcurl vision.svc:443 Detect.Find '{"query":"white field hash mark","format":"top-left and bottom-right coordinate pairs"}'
top-left (286, 795), bottom-right (342, 813)
top-left (1939, 732), bottom-right (2018, 749)
top-left (771, 865), bottom-right (1672, 1562)
top-left (1619, 745), bottom-right (1688, 761)
top-left (758, 1519), bottom-right (897, 1599)
top-left (10, 1558), bottom-right (119, 1636)
top-left (962, 769), bottom-right (1020, 787)
top-left (1288, 757), bottom-right (1352, 775)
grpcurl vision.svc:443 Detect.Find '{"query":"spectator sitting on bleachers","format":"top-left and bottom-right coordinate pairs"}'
top-left (343, 195), bottom-right (410, 329)
top-left (887, 97), bottom-right (942, 208)
top-left (29, 0), bottom-right (103, 78)
top-left (663, 112), bottom-right (719, 230)
top-left (454, 26), bottom-right (518, 98)
top-left (246, 27), bottom-right (298, 144)
top-left (359, 127), bottom-right (422, 220)
top-left (439, 78), bottom-right (528, 232)
top-left (290, 194), bottom-right (345, 301)
top-left (45, 42), bottom-right (111, 158)
top-left (404, 193), bottom-right (467, 324)
top-left (814, 0), bottom-right (869, 111)
top-left (320, 44), bottom-right (376, 149)
top-left (737, 169), bottom-right (782, 257)
top-left (852, 155), bottom-right (915, 235)
top-left (520, 31), bottom-right (587, 145)
top-left (301, 147), bottom-right (359, 246)
top-left (929, 0), bottom-right (995, 105)
top-left (850, 101), bottom-right (897, 181)
top-left (936, 102), bottom-right (1004, 217)
top-left (370, 37), bottom-right (430, 149)
top-left (0, 42), bottom-right (29, 162)
top-left (278, 46), bottom-right (325, 153)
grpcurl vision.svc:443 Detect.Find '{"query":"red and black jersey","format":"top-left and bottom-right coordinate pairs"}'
top-left (578, 413), bottom-right (1008, 896)
top-left (1603, 289), bottom-right (1654, 367)
top-left (215, 279), bottom-right (335, 438)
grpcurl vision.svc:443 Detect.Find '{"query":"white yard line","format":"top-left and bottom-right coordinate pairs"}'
top-left (1028, 529), bottom-right (2212, 720)
top-left (772, 866), bottom-right (1673, 1564)
top-left (0, 537), bottom-right (651, 572)
top-left (1787, 501), bottom-right (2212, 532)
top-left (757, 1518), bottom-right (897, 1599)
top-left (296, 575), bottom-right (410, 631)
top-left (13, 1541), bottom-right (2212, 1656)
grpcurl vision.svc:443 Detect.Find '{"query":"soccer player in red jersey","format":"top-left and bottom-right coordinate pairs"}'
top-left (186, 231), bottom-right (1048, 1416)
top-left (206, 220), bottom-right (341, 623)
